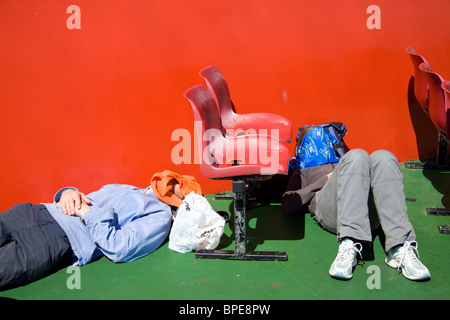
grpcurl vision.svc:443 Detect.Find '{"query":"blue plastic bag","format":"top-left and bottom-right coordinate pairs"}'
top-left (291, 127), bottom-right (342, 169)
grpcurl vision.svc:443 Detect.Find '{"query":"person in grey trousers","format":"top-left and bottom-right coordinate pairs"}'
top-left (282, 148), bottom-right (430, 281)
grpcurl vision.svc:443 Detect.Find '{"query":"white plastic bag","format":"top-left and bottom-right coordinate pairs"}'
top-left (169, 192), bottom-right (226, 253)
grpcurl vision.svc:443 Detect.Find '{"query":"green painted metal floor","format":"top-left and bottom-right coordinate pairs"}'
top-left (1, 164), bottom-right (449, 300)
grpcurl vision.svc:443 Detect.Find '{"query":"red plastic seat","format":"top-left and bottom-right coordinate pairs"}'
top-left (419, 62), bottom-right (448, 138)
top-left (199, 66), bottom-right (292, 143)
top-left (442, 80), bottom-right (450, 135)
top-left (184, 85), bottom-right (290, 180)
top-left (183, 85), bottom-right (289, 261)
top-left (406, 47), bottom-right (431, 113)
top-left (419, 62), bottom-right (449, 167)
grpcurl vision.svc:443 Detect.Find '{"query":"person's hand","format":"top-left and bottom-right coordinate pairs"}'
top-left (327, 172), bottom-right (333, 179)
top-left (74, 201), bottom-right (92, 220)
top-left (57, 188), bottom-right (91, 216)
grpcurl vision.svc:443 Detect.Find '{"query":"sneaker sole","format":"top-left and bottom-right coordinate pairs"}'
top-left (329, 270), bottom-right (353, 280)
top-left (329, 259), bottom-right (358, 280)
top-left (385, 257), bottom-right (430, 281)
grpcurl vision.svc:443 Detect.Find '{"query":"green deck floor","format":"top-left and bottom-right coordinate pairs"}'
top-left (1, 164), bottom-right (449, 301)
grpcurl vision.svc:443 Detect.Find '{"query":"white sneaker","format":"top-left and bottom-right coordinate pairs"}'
top-left (385, 241), bottom-right (431, 281)
top-left (329, 239), bottom-right (363, 280)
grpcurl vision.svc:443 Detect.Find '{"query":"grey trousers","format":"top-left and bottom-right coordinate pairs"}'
top-left (314, 149), bottom-right (415, 251)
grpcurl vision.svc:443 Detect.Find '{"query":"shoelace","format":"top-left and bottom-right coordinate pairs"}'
top-left (338, 242), bottom-right (363, 262)
top-left (397, 241), bottom-right (420, 270)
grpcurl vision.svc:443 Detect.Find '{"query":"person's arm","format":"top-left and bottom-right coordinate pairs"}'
top-left (281, 168), bottom-right (331, 215)
top-left (82, 203), bottom-right (171, 263)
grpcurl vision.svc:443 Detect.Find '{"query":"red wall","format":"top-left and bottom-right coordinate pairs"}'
top-left (1, 0), bottom-right (449, 210)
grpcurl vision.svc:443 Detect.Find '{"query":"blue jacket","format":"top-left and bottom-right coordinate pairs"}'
top-left (43, 184), bottom-right (172, 266)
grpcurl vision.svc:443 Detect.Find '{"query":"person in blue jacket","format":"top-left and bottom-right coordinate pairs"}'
top-left (0, 183), bottom-right (181, 290)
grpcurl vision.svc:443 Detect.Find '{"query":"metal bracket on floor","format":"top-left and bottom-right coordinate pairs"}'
top-left (404, 162), bottom-right (450, 170)
top-left (405, 162), bottom-right (433, 169)
top-left (426, 208), bottom-right (450, 216)
top-left (438, 225), bottom-right (450, 234)
top-left (405, 135), bottom-right (449, 169)
top-left (427, 208), bottom-right (450, 234)
top-left (197, 180), bottom-right (288, 262)
top-left (214, 192), bottom-right (235, 200)
top-left (196, 249), bottom-right (288, 261)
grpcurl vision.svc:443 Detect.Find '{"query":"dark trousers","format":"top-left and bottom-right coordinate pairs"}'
top-left (0, 203), bottom-right (73, 290)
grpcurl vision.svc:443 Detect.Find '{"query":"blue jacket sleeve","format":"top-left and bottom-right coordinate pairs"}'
top-left (83, 203), bottom-right (172, 263)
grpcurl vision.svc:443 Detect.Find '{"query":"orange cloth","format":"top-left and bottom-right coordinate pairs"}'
top-left (150, 170), bottom-right (202, 207)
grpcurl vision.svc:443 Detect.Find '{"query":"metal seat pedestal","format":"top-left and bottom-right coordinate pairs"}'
top-left (195, 180), bottom-right (288, 261)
